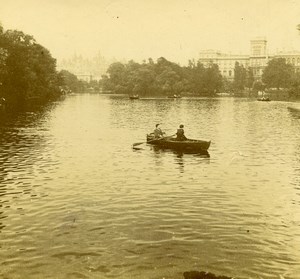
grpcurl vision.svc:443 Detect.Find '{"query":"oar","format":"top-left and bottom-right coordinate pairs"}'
top-left (132, 134), bottom-right (175, 147)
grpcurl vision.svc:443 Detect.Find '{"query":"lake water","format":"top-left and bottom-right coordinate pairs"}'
top-left (0, 94), bottom-right (300, 279)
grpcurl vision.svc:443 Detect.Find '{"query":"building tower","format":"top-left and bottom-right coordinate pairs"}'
top-left (250, 37), bottom-right (268, 79)
top-left (250, 37), bottom-right (267, 57)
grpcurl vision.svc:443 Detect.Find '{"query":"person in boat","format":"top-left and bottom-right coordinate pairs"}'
top-left (0, 97), bottom-right (6, 109)
top-left (154, 124), bottom-right (165, 138)
top-left (176, 124), bottom-right (187, 141)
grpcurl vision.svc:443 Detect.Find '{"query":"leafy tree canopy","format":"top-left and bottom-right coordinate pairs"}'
top-left (262, 58), bottom-right (294, 89)
top-left (102, 57), bottom-right (223, 96)
top-left (0, 27), bottom-right (63, 109)
top-left (234, 62), bottom-right (247, 91)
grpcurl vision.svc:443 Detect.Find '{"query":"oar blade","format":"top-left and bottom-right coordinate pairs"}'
top-left (132, 142), bottom-right (144, 147)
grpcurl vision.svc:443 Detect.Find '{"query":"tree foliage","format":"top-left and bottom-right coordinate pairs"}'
top-left (252, 80), bottom-right (265, 91)
top-left (58, 70), bottom-right (86, 92)
top-left (0, 47), bottom-right (7, 83)
top-left (246, 67), bottom-right (254, 89)
top-left (262, 58), bottom-right (294, 89)
top-left (102, 57), bottom-right (223, 96)
top-left (0, 25), bottom-right (63, 109)
top-left (288, 71), bottom-right (300, 98)
top-left (233, 62), bottom-right (247, 91)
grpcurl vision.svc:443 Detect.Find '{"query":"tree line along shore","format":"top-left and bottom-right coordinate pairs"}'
top-left (1, 24), bottom-right (300, 113)
top-left (101, 57), bottom-right (300, 100)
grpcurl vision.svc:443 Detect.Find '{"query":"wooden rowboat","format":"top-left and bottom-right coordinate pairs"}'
top-left (167, 94), bottom-right (182, 99)
top-left (257, 97), bottom-right (270, 102)
top-left (147, 134), bottom-right (211, 152)
top-left (129, 95), bottom-right (139, 100)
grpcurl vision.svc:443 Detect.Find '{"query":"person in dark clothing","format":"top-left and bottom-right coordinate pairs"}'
top-left (154, 124), bottom-right (165, 138)
top-left (176, 124), bottom-right (187, 141)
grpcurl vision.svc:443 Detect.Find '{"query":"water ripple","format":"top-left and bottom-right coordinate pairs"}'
top-left (0, 95), bottom-right (299, 279)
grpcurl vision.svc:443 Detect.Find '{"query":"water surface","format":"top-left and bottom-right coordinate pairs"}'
top-left (0, 94), bottom-right (300, 279)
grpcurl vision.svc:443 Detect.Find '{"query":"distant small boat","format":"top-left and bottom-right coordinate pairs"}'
top-left (129, 95), bottom-right (139, 100)
top-left (217, 92), bottom-right (232, 97)
top-left (168, 94), bottom-right (182, 99)
top-left (257, 97), bottom-right (270, 102)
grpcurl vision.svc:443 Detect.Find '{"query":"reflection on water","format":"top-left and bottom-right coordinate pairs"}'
top-left (150, 145), bottom-right (210, 173)
top-left (0, 183), bottom-right (7, 232)
top-left (0, 94), bottom-right (300, 279)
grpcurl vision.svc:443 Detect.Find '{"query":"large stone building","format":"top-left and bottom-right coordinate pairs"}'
top-left (198, 37), bottom-right (300, 80)
top-left (57, 52), bottom-right (113, 82)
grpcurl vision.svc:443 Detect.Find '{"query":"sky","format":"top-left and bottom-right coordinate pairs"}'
top-left (1, 0), bottom-right (300, 64)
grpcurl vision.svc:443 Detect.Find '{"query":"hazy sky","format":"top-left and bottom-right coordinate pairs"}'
top-left (1, 0), bottom-right (300, 64)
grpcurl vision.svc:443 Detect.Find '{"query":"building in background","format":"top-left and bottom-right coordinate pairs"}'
top-left (199, 37), bottom-right (300, 81)
top-left (57, 52), bottom-right (114, 82)
top-left (249, 37), bottom-right (268, 79)
top-left (274, 50), bottom-right (300, 73)
top-left (198, 50), bottom-right (249, 80)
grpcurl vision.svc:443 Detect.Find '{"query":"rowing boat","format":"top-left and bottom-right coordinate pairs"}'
top-left (147, 134), bottom-right (211, 152)
top-left (167, 94), bottom-right (182, 99)
top-left (129, 95), bottom-right (139, 99)
top-left (257, 97), bottom-right (270, 102)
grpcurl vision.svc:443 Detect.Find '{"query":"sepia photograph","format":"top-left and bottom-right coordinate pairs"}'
top-left (0, 0), bottom-right (300, 278)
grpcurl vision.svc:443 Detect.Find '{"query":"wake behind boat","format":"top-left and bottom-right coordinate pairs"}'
top-left (287, 106), bottom-right (300, 112)
top-left (146, 133), bottom-right (211, 152)
top-left (287, 106), bottom-right (300, 118)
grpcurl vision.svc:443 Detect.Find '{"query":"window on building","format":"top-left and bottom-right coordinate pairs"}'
top-left (229, 70), bottom-right (232, 76)
top-left (253, 46), bottom-right (261, 56)
top-left (292, 58), bottom-right (295, 65)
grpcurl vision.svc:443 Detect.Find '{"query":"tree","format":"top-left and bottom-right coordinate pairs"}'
top-left (233, 62), bottom-right (247, 91)
top-left (101, 57), bottom-right (223, 97)
top-left (190, 61), bottom-right (205, 94)
top-left (58, 70), bottom-right (86, 92)
top-left (202, 64), bottom-right (223, 95)
top-left (106, 62), bottom-right (127, 93)
top-left (155, 66), bottom-right (180, 94)
top-left (107, 62), bottom-right (126, 85)
top-left (101, 74), bottom-right (114, 91)
top-left (252, 80), bottom-right (265, 92)
top-left (262, 58), bottom-right (294, 89)
top-left (0, 47), bottom-right (7, 83)
top-left (289, 71), bottom-right (300, 98)
top-left (222, 77), bottom-right (234, 93)
top-left (0, 28), bottom-right (62, 108)
top-left (246, 67), bottom-right (254, 89)
top-left (131, 66), bottom-right (155, 95)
